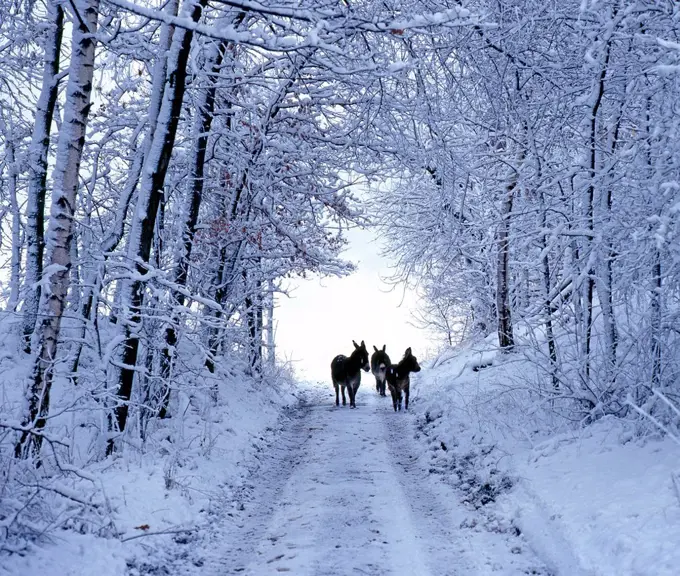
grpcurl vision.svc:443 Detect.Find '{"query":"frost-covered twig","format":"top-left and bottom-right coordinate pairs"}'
top-left (626, 393), bottom-right (680, 447)
top-left (654, 389), bottom-right (680, 421)
top-left (672, 473), bottom-right (680, 507)
top-left (120, 527), bottom-right (196, 542)
top-left (22, 481), bottom-right (99, 508)
top-left (0, 420), bottom-right (70, 448)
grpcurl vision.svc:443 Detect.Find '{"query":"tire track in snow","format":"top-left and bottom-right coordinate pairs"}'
top-left (382, 400), bottom-right (554, 575)
top-left (231, 390), bottom-right (435, 575)
top-left (381, 408), bottom-right (477, 575)
top-left (129, 392), bottom-right (320, 576)
top-left (135, 386), bottom-right (552, 575)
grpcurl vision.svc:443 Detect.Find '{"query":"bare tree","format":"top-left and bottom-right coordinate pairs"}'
top-left (16, 0), bottom-right (101, 459)
top-left (22, 0), bottom-right (65, 350)
top-left (113, 0), bottom-right (209, 443)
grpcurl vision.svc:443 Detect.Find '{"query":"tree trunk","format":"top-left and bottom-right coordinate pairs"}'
top-left (244, 268), bottom-right (263, 376)
top-left (540, 192), bottom-right (559, 390)
top-left (15, 0), bottom-right (100, 459)
top-left (159, 38), bottom-right (230, 403)
top-left (69, 228), bottom-right (81, 312)
top-left (496, 160), bottom-right (520, 351)
top-left (584, 21), bottom-right (613, 387)
top-left (113, 0), bottom-right (207, 444)
top-left (204, 259), bottom-right (226, 375)
top-left (23, 0), bottom-right (65, 351)
top-left (265, 280), bottom-right (275, 368)
top-left (496, 190), bottom-right (514, 350)
top-left (69, 0), bottom-right (180, 380)
top-left (0, 124), bottom-right (23, 310)
top-left (647, 94), bottom-right (662, 391)
top-left (597, 192), bottom-right (618, 388)
top-left (651, 253), bottom-right (662, 388)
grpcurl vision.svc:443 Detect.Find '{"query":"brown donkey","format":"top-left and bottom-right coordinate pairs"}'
top-left (331, 340), bottom-right (370, 408)
top-left (370, 344), bottom-right (391, 397)
top-left (385, 347), bottom-right (421, 411)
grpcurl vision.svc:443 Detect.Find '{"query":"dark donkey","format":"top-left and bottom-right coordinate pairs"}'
top-left (331, 340), bottom-right (370, 408)
top-left (385, 347), bottom-right (421, 412)
top-left (370, 345), bottom-right (391, 397)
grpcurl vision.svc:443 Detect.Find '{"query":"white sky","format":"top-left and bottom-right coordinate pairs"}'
top-left (274, 226), bottom-right (435, 383)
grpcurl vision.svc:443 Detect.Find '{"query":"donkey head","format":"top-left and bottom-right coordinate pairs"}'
top-left (402, 347), bottom-right (421, 373)
top-left (352, 340), bottom-right (370, 372)
top-left (372, 344), bottom-right (390, 370)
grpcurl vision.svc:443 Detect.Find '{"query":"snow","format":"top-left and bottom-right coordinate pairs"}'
top-left (3, 327), bottom-right (680, 575)
top-left (105, 386), bottom-right (550, 575)
top-left (0, 322), bottom-right (298, 574)
top-left (658, 38), bottom-right (680, 52)
top-left (4, 0), bottom-right (680, 572)
top-left (412, 336), bottom-right (680, 576)
top-left (506, 421), bottom-right (680, 576)
top-left (0, 535), bottom-right (128, 576)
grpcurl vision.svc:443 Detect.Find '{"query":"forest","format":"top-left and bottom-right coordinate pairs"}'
top-left (1, 0), bottom-right (680, 560)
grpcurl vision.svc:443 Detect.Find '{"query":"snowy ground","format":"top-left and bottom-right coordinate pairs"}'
top-left (108, 386), bottom-right (551, 576)
top-left (4, 340), bottom-right (680, 575)
top-left (412, 338), bottom-right (680, 576)
top-left (0, 359), bottom-right (299, 576)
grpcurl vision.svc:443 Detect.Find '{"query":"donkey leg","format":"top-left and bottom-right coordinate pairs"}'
top-left (341, 385), bottom-right (347, 406)
top-left (375, 377), bottom-right (381, 394)
top-left (333, 381), bottom-right (339, 406)
top-left (389, 387), bottom-right (398, 412)
top-left (397, 390), bottom-right (403, 411)
top-left (404, 384), bottom-right (410, 410)
top-left (353, 382), bottom-right (360, 408)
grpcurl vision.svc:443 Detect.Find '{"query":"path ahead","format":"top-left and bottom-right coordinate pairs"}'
top-left (145, 388), bottom-right (551, 575)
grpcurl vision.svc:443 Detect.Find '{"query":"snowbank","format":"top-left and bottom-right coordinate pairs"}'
top-left (0, 310), bottom-right (299, 575)
top-left (409, 336), bottom-right (680, 576)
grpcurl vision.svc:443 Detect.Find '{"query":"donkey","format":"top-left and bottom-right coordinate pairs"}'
top-left (370, 345), bottom-right (391, 397)
top-left (385, 347), bottom-right (421, 412)
top-left (331, 340), bottom-right (370, 408)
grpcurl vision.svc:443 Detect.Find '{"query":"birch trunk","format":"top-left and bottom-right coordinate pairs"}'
top-left (69, 0), bottom-right (179, 378)
top-left (647, 97), bottom-right (662, 390)
top-left (23, 1), bottom-right (65, 351)
top-left (15, 0), bottom-right (100, 459)
top-left (651, 253), bottom-right (662, 388)
top-left (540, 192), bottom-right (559, 390)
top-left (9, 161), bottom-right (22, 311)
top-left (244, 268), bottom-right (263, 376)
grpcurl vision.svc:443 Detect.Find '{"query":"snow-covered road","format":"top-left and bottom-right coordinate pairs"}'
top-left (138, 387), bottom-right (551, 575)
top-left (227, 390), bottom-right (471, 576)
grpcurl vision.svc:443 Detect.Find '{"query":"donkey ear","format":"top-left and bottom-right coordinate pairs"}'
top-left (406, 347), bottom-right (412, 355)
top-left (382, 344), bottom-right (386, 352)
top-left (353, 340), bottom-right (359, 349)
top-left (373, 345), bottom-right (378, 352)
top-left (361, 340), bottom-right (366, 349)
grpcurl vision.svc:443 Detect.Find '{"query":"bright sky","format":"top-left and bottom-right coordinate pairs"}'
top-left (274, 225), bottom-right (435, 383)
